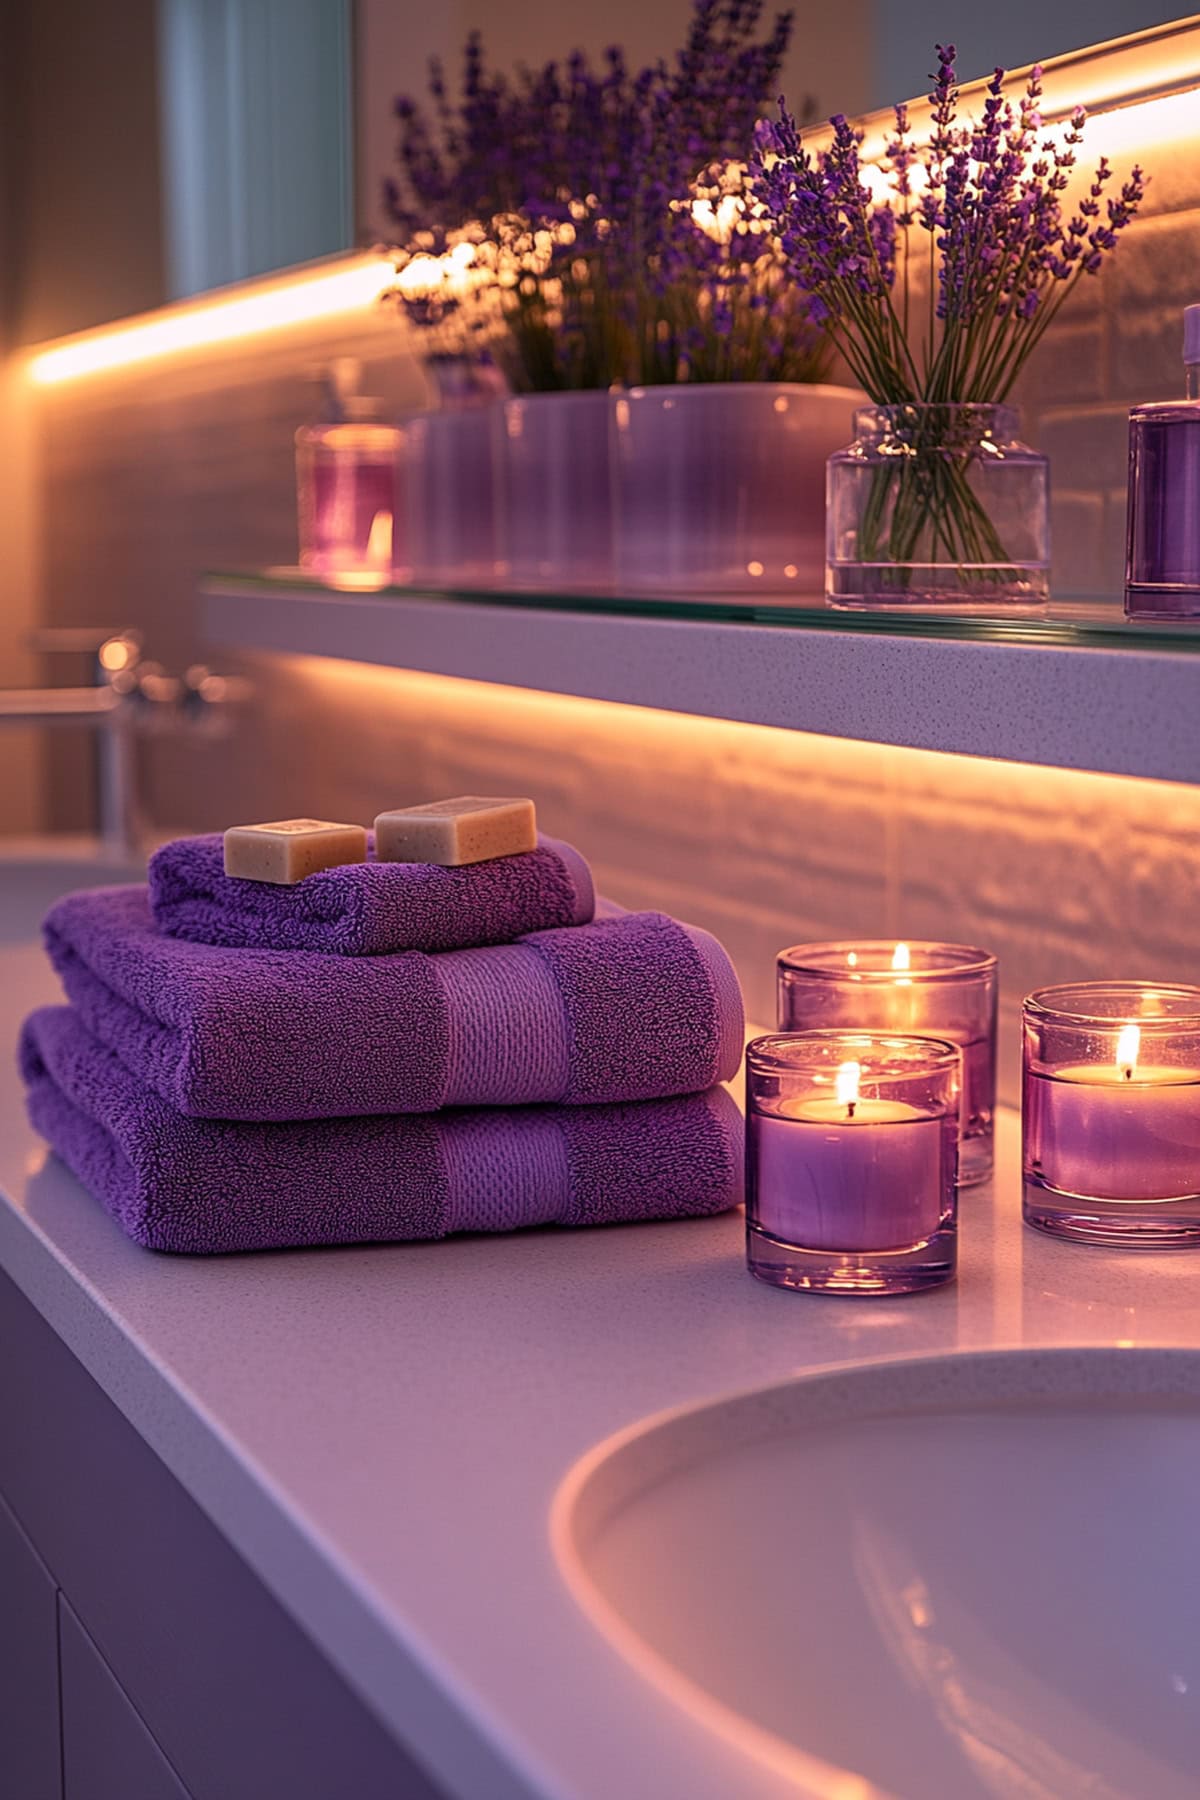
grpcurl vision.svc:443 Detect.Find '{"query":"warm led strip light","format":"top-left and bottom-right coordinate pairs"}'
top-left (27, 255), bottom-right (396, 385)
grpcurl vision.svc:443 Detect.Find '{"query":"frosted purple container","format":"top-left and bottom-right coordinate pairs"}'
top-left (496, 392), bottom-right (613, 591)
top-left (612, 383), bottom-right (859, 595)
top-left (402, 407), bottom-right (500, 587)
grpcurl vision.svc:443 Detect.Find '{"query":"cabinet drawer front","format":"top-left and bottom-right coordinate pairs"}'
top-left (0, 1490), bottom-right (61, 1800)
top-left (60, 1598), bottom-right (191, 1800)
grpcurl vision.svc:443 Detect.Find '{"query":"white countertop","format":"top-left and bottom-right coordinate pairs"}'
top-left (3, 879), bottom-right (1200, 1799)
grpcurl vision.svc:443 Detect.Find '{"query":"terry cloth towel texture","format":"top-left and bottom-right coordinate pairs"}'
top-left (43, 887), bottom-right (744, 1122)
top-left (149, 832), bottom-right (595, 956)
top-left (21, 1007), bottom-right (744, 1254)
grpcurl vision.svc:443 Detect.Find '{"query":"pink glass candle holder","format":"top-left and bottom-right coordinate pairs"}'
top-left (296, 417), bottom-right (402, 586)
top-left (1023, 983), bottom-right (1200, 1248)
top-left (778, 941), bottom-right (997, 1186)
top-left (746, 1032), bottom-right (960, 1297)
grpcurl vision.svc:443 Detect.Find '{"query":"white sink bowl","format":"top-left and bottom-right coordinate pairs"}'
top-left (555, 1349), bottom-right (1200, 1800)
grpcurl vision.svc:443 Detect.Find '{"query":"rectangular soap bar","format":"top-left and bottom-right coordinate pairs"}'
top-left (374, 797), bottom-right (537, 867)
top-left (223, 819), bottom-right (367, 885)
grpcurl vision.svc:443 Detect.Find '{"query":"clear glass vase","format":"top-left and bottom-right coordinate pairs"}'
top-left (826, 403), bottom-right (1049, 612)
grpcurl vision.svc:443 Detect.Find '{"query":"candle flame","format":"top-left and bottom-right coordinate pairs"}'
top-left (1116, 1024), bottom-right (1141, 1079)
top-left (891, 943), bottom-right (911, 972)
top-left (836, 1060), bottom-right (862, 1115)
top-left (846, 950), bottom-right (858, 968)
top-left (365, 509), bottom-right (393, 567)
top-left (322, 510), bottom-right (394, 592)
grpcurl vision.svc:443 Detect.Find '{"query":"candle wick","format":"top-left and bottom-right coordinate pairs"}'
top-left (1123, 1065), bottom-right (1133, 1082)
top-left (846, 1100), bottom-right (856, 1119)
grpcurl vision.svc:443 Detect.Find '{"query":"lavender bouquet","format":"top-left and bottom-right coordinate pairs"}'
top-left (753, 46), bottom-right (1146, 602)
top-left (385, 2), bottom-right (828, 392)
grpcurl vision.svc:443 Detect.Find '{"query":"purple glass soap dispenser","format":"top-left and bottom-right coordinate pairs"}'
top-left (296, 359), bottom-right (402, 586)
top-left (1125, 305), bottom-right (1200, 619)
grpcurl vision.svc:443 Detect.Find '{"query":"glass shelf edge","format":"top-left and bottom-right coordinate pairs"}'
top-left (203, 569), bottom-right (1200, 658)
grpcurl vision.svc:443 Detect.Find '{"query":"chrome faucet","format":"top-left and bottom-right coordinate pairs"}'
top-left (0, 628), bottom-right (248, 860)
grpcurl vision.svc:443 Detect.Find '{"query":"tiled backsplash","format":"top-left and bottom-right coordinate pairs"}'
top-left (1014, 137), bottom-right (1199, 596)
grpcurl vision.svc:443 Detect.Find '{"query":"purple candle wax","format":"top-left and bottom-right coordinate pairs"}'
top-left (750, 1096), bottom-right (946, 1252)
top-left (1024, 1063), bottom-right (1200, 1201)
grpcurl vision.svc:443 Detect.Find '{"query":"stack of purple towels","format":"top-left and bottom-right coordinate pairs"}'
top-left (20, 832), bottom-right (745, 1254)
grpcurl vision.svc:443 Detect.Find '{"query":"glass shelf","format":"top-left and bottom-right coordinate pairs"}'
top-left (203, 567), bottom-right (1200, 783)
top-left (211, 566), bottom-right (1200, 657)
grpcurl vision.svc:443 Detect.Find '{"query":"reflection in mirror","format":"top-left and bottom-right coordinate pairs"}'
top-left (158, 0), bottom-right (353, 300)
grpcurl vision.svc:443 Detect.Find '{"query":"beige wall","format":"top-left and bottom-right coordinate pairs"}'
top-left (5, 0), bottom-right (165, 345)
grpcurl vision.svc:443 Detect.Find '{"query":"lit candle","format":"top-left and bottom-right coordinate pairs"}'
top-left (1023, 984), bottom-right (1200, 1247)
top-left (746, 1033), bottom-right (960, 1296)
top-left (752, 1059), bottom-right (945, 1249)
top-left (777, 941), bottom-right (997, 1185)
top-left (297, 411), bottom-right (400, 584)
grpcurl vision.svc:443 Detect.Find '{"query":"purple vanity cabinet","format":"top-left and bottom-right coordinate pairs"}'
top-left (0, 1269), bottom-right (446, 1800)
top-left (59, 1599), bottom-right (191, 1800)
top-left (0, 1490), bottom-right (62, 1800)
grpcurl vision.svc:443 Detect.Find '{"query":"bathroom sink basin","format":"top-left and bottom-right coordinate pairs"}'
top-left (555, 1349), bottom-right (1200, 1800)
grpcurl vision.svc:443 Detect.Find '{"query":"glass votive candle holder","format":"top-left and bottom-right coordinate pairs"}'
top-left (746, 1032), bottom-right (960, 1297)
top-left (1023, 983), bottom-right (1200, 1247)
top-left (777, 941), bottom-right (997, 1186)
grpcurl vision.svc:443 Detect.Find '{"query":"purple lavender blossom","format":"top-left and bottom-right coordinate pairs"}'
top-left (751, 45), bottom-right (1148, 404)
top-left (383, 0), bottom-right (823, 391)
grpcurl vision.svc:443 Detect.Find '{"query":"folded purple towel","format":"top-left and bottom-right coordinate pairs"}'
top-left (43, 887), bottom-right (744, 1121)
top-left (148, 831), bottom-right (594, 956)
top-left (21, 1007), bottom-right (743, 1254)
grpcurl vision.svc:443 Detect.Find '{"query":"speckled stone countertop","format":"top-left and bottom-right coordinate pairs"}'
top-left (3, 870), bottom-right (1199, 1800)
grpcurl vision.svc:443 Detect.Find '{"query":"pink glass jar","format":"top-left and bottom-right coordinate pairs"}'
top-left (296, 409), bottom-right (401, 587)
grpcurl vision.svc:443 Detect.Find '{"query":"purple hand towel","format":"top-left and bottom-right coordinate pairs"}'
top-left (20, 1007), bottom-right (743, 1254)
top-left (43, 887), bottom-right (744, 1121)
top-left (148, 831), bottom-right (594, 955)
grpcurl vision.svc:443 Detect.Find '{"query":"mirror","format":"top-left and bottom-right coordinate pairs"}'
top-left (158, 0), bottom-right (353, 300)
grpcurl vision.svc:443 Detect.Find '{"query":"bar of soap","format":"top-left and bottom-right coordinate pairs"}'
top-left (374, 797), bottom-right (537, 867)
top-left (223, 819), bottom-right (367, 885)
